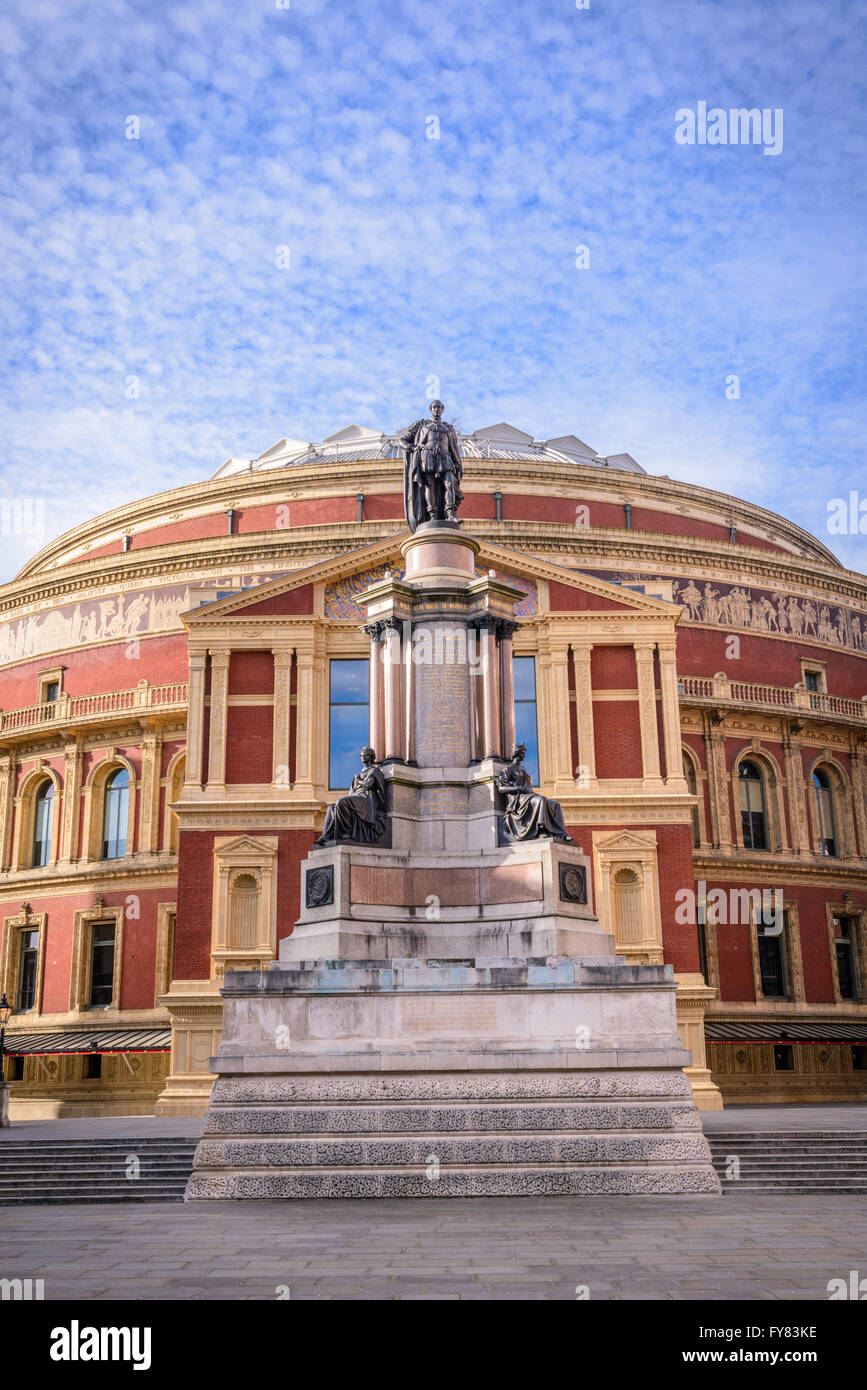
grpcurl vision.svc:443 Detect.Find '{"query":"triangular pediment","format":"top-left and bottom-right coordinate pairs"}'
top-left (183, 529), bottom-right (679, 626)
top-left (215, 834), bottom-right (278, 859)
top-left (321, 424), bottom-right (385, 444)
top-left (471, 422), bottom-right (535, 445)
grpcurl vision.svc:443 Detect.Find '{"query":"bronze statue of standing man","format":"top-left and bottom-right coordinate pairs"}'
top-left (400, 400), bottom-right (464, 531)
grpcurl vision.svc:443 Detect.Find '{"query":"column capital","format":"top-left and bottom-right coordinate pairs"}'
top-left (208, 647), bottom-right (231, 668)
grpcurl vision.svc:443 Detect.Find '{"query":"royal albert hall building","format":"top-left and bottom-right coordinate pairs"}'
top-left (2, 418), bottom-right (867, 1118)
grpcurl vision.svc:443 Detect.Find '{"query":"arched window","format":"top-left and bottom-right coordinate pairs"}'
top-left (812, 769), bottom-right (837, 857)
top-left (101, 767), bottom-right (129, 860)
top-left (31, 780), bottom-right (54, 867)
top-left (739, 760), bottom-right (768, 850)
top-left (683, 753), bottom-right (700, 847)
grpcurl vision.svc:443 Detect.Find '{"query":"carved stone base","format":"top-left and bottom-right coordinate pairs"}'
top-left (154, 981), bottom-right (223, 1117)
top-left (186, 956), bottom-right (720, 1199)
top-left (283, 838), bottom-right (614, 963)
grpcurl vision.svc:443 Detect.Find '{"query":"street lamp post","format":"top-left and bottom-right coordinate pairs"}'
top-left (0, 992), bottom-right (12, 1128)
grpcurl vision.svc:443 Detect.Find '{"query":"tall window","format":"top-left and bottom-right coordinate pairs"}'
top-left (329, 659), bottom-right (370, 789)
top-left (683, 753), bottom-right (700, 847)
top-left (833, 916), bottom-right (858, 1000)
top-left (102, 767), bottom-right (129, 860)
top-left (513, 656), bottom-right (539, 785)
top-left (739, 761), bottom-right (768, 850)
top-left (758, 925), bottom-right (786, 998)
top-left (31, 780), bottom-right (54, 867)
top-left (89, 923), bottom-right (116, 1007)
top-left (812, 769), bottom-right (837, 856)
top-left (17, 929), bottom-right (39, 1011)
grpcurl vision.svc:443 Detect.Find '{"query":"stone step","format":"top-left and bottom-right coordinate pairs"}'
top-left (202, 1102), bottom-right (703, 1136)
top-left (0, 1136), bottom-right (196, 1205)
top-left (192, 1132), bottom-right (712, 1168)
top-left (185, 1164), bottom-right (722, 1199)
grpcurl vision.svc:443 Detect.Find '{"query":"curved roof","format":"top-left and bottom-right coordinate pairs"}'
top-left (211, 421), bottom-right (646, 478)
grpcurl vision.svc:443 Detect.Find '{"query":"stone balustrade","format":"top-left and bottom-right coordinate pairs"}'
top-left (678, 674), bottom-right (867, 723)
top-left (0, 680), bottom-right (188, 735)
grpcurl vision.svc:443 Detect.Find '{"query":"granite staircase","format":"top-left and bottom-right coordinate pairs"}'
top-left (708, 1131), bottom-right (867, 1194)
top-left (0, 1137), bottom-right (198, 1204)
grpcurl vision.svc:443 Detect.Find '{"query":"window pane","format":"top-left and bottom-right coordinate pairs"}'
top-left (513, 656), bottom-right (539, 785)
top-left (330, 659), bottom-right (370, 704)
top-left (32, 782), bottom-right (53, 867)
top-left (17, 930), bottom-right (39, 1011)
top-left (329, 660), bottom-right (370, 789)
top-left (102, 769), bottom-right (129, 859)
top-left (89, 923), bottom-right (115, 1007)
top-left (513, 656), bottom-right (536, 702)
top-left (758, 933), bottom-right (785, 997)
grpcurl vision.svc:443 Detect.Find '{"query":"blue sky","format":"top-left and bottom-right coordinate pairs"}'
top-left (1, 0), bottom-right (866, 578)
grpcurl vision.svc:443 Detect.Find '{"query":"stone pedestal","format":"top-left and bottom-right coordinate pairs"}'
top-left (186, 958), bottom-right (720, 1198)
top-left (186, 522), bottom-right (720, 1198)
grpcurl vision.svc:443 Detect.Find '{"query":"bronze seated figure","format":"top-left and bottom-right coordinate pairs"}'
top-left (496, 742), bottom-right (572, 843)
top-left (314, 746), bottom-right (387, 847)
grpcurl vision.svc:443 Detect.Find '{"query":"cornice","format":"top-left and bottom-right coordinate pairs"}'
top-left (11, 451), bottom-right (841, 582)
top-left (2, 520), bottom-right (865, 626)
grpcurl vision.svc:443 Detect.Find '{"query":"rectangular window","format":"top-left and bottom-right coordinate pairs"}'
top-left (43, 681), bottom-right (60, 703)
top-left (852, 1046), bottom-right (867, 1072)
top-left (11, 1055), bottom-right (25, 1081)
top-left (758, 929), bottom-right (786, 998)
top-left (328, 659), bottom-right (370, 790)
top-left (88, 923), bottom-right (116, 1008)
top-left (804, 671), bottom-right (820, 692)
top-left (86, 1051), bottom-right (102, 1079)
top-left (833, 916), bottom-right (858, 1001)
top-left (17, 929), bottom-right (39, 1011)
top-left (513, 656), bottom-right (539, 786)
top-left (773, 1043), bottom-right (794, 1071)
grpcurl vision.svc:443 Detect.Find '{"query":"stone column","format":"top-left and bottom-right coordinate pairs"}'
top-left (850, 735), bottom-right (867, 858)
top-left (272, 649), bottom-right (293, 785)
top-left (0, 752), bottom-right (16, 873)
top-left (675, 974), bottom-right (724, 1110)
top-left (499, 621), bottom-right (517, 755)
top-left (572, 644), bottom-right (597, 787)
top-left (480, 620), bottom-right (501, 760)
top-left (783, 725), bottom-right (810, 854)
top-left (658, 643), bottom-right (686, 787)
top-left (184, 650), bottom-right (208, 788)
top-left (403, 629), bottom-right (415, 764)
top-left (365, 623), bottom-right (386, 762)
top-left (139, 729), bottom-right (163, 854)
top-left (58, 738), bottom-right (83, 863)
top-left (207, 648), bottom-right (231, 790)
top-left (703, 713), bottom-right (733, 849)
top-left (293, 643), bottom-right (316, 796)
top-left (382, 620), bottom-right (404, 761)
top-left (634, 643), bottom-right (662, 785)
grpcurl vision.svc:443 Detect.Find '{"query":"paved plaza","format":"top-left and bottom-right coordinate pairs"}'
top-left (2, 1105), bottom-right (865, 1300)
top-left (1, 1192), bottom-right (864, 1301)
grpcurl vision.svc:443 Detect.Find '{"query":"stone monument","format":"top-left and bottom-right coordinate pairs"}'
top-left (186, 406), bottom-right (719, 1199)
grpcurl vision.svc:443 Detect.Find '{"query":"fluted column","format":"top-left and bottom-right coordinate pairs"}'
top-left (184, 649), bottom-right (208, 788)
top-left (572, 644), bottom-right (597, 786)
top-left (58, 738), bottom-right (83, 863)
top-left (548, 641), bottom-right (574, 794)
top-left (207, 648), bottom-right (231, 789)
top-left (851, 735), bottom-right (867, 857)
top-left (703, 711), bottom-right (733, 849)
top-left (658, 643), bottom-right (686, 787)
top-left (272, 648), bottom-right (293, 785)
top-left (635, 642), bottom-right (662, 784)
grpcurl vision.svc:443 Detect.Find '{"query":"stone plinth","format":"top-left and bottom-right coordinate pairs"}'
top-left (283, 835), bottom-right (613, 962)
top-left (185, 957), bottom-right (721, 1199)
